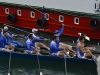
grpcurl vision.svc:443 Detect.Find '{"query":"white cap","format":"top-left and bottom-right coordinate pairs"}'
top-left (32, 28), bottom-right (38, 32)
top-left (4, 26), bottom-right (8, 30)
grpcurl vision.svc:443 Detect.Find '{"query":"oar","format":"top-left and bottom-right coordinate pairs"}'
top-left (8, 50), bottom-right (12, 75)
top-left (3, 24), bottom-right (30, 34)
top-left (0, 27), bottom-right (24, 37)
top-left (26, 5), bottom-right (91, 39)
top-left (36, 52), bottom-right (43, 75)
top-left (64, 54), bottom-right (67, 75)
top-left (92, 55), bottom-right (97, 65)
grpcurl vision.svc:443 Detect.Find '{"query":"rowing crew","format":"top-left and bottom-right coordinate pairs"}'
top-left (0, 25), bottom-right (97, 59)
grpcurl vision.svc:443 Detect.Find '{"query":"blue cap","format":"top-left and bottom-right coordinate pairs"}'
top-left (54, 30), bottom-right (59, 33)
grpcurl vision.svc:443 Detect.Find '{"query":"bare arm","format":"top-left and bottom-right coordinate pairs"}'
top-left (77, 43), bottom-right (87, 53)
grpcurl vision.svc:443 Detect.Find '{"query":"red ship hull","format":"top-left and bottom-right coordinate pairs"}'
top-left (0, 4), bottom-right (100, 40)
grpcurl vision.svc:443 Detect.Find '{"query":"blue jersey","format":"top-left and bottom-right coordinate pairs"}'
top-left (1, 31), bottom-right (14, 44)
top-left (25, 39), bottom-right (35, 50)
top-left (25, 38), bottom-right (45, 50)
top-left (50, 41), bottom-right (64, 54)
top-left (1, 31), bottom-right (14, 39)
top-left (0, 36), bottom-right (10, 48)
top-left (26, 33), bottom-right (44, 41)
top-left (54, 26), bottom-right (64, 47)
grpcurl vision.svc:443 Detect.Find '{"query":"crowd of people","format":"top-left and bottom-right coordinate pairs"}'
top-left (0, 25), bottom-right (97, 59)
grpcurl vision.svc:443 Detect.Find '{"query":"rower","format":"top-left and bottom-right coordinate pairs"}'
top-left (28, 28), bottom-right (50, 50)
top-left (50, 36), bottom-right (71, 57)
top-left (25, 33), bottom-right (48, 55)
top-left (54, 24), bottom-right (76, 56)
top-left (0, 31), bottom-right (14, 52)
top-left (1, 26), bottom-right (23, 48)
top-left (77, 32), bottom-right (95, 51)
top-left (25, 34), bottom-right (41, 55)
top-left (76, 37), bottom-right (96, 59)
top-left (77, 33), bottom-right (86, 43)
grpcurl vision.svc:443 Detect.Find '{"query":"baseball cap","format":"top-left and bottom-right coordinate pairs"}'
top-left (4, 26), bottom-right (8, 30)
top-left (54, 30), bottom-right (59, 34)
top-left (32, 28), bottom-right (38, 32)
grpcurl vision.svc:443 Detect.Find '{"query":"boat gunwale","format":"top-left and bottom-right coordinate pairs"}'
top-left (0, 51), bottom-right (95, 64)
top-left (0, 2), bottom-right (100, 18)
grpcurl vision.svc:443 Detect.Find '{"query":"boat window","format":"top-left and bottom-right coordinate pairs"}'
top-left (5, 8), bottom-right (9, 14)
top-left (30, 11), bottom-right (35, 18)
top-left (44, 13), bottom-right (49, 20)
top-left (74, 17), bottom-right (79, 25)
top-left (17, 9), bottom-right (21, 16)
top-left (59, 15), bottom-right (64, 22)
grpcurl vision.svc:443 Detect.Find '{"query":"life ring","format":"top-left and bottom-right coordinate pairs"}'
top-left (90, 18), bottom-right (100, 29)
top-left (7, 14), bottom-right (17, 24)
top-left (36, 18), bottom-right (47, 28)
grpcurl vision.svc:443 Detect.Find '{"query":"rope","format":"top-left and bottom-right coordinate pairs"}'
top-left (4, 24), bottom-right (30, 34)
top-left (64, 54), bottom-right (67, 75)
top-left (26, 5), bottom-right (78, 34)
top-left (36, 52), bottom-right (43, 75)
top-left (8, 50), bottom-right (12, 75)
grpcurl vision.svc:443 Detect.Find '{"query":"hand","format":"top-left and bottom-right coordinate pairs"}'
top-left (12, 34), bottom-right (14, 36)
top-left (44, 38), bottom-right (48, 41)
top-left (1, 28), bottom-right (3, 31)
top-left (62, 24), bottom-right (64, 26)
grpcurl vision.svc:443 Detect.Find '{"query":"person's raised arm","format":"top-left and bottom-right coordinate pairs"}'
top-left (57, 24), bottom-right (64, 36)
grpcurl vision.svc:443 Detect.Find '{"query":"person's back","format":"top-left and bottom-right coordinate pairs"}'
top-left (25, 34), bottom-right (41, 55)
top-left (76, 37), bottom-right (97, 59)
top-left (77, 33), bottom-right (86, 43)
top-left (76, 43), bottom-right (85, 58)
top-left (25, 38), bottom-right (34, 50)
top-left (50, 41), bottom-right (58, 54)
top-left (50, 36), bottom-right (65, 57)
top-left (0, 36), bottom-right (6, 48)
top-left (0, 31), bottom-right (12, 48)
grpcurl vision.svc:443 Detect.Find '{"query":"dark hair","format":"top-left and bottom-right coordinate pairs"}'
top-left (28, 34), bottom-right (33, 38)
top-left (52, 36), bottom-right (58, 40)
top-left (81, 33), bottom-right (86, 37)
top-left (3, 31), bottom-right (8, 34)
top-left (79, 37), bottom-right (85, 41)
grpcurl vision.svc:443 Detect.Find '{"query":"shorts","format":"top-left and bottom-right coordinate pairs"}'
top-left (78, 53), bottom-right (86, 58)
top-left (35, 43), bottom-right (37, 47)
top-left (0, 48), bottom-right (4, 52)
top-left (51, 51), bottom-right (60, 56)
top-left (25, 50), bottom-right (33, 54)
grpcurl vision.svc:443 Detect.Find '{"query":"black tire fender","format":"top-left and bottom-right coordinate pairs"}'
top-left (7, 14), bottom-right (17, 24)
top-left (36, 18), bottom-right (47, 28)
top-left (90, 18), bottom-right (100, 29)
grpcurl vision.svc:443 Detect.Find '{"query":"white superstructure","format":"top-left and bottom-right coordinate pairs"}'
top-left (0, 0), bottom-right (100, 14)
